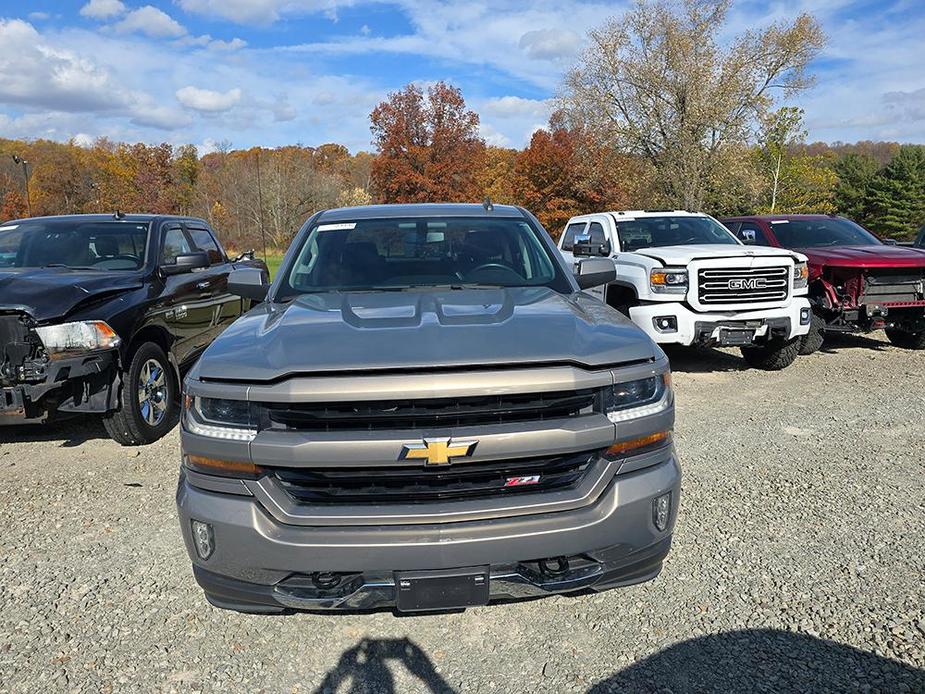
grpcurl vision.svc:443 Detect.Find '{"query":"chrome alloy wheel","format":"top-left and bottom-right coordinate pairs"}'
top-left (137, 358), bottom-right (168, 426)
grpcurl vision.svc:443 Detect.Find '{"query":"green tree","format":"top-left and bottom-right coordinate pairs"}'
top-left (866, 145), bottom-right (925, 239)
top-left (833, 152), bottom-right (880, 223)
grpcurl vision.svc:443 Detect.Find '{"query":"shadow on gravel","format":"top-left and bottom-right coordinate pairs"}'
top-left (313, 638), bottom-right (454, 694)
top-left (0, 414), bottom-right (111, 447)
top-left (588, 629), bottom-right (925, 692)
top-left (661, 345), bottom-right (751, 374)
top-left (819, 332), bottom-right (890, 354)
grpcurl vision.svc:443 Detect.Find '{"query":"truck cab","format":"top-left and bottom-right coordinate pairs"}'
top-left (558, 211), bottom-right (813, 370)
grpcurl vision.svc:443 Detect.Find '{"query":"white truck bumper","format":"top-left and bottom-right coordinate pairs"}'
top-left (629, 298), bottom-right (812, 347)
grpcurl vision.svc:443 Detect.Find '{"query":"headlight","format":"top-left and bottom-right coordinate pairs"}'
top-left (603, 372), bottom-right (672, 422)
top-left (183, 395), bottom-right (258, 441)
top-left (34, 320), bottom-right (120, 357)
top-left (650, 268), bottom-right (688, 294)
top-left (793, 262), bottom-right (808, 289)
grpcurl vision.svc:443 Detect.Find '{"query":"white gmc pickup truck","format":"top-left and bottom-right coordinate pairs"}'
top-left (558, 210), bottom-right (812, 370)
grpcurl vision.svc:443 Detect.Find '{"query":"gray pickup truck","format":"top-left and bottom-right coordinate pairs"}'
top-left (176, 203), bottom-right (680, 613)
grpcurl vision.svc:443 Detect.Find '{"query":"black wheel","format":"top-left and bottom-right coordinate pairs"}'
top-left (885, 327), bottom-right (925, 350)
top-left (799, 311), bottom-right (826, 355)
top-left (740, 337), bottom-right (800, 370)
top-left (103, 342), bottom-right (178, 445)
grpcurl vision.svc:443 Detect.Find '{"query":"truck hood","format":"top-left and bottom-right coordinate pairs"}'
top-left (629, 244), bottom-right (800, 265)
top-left (0, 268), bottom-right (143, 322)
top-left (795, 245), bottom-right (925, 269)
top-left (196, 286), bottom-right (656, 382)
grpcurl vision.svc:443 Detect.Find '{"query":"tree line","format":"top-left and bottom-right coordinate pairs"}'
top-left (2, 0), bottom-right (923, 247)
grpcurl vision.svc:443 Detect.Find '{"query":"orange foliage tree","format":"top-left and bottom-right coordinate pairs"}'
top-left (370, 82), bottom-right (485, 203)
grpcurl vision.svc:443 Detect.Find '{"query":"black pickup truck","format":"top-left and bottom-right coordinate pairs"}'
top-left (0, 213), bottom-right (267, 444)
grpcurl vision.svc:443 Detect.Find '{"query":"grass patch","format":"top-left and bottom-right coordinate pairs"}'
top-left (263, 253), bottom-right (286, 279)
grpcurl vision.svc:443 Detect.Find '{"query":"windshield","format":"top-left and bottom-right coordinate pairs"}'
top-left (769, 218), bottom-right (881, 247)
top-left (0, 220), bottom-right (149, 270)
top-left (278, 216), bottom-right (567, 298)
top-left (616, 216), bottom-right (739, 252)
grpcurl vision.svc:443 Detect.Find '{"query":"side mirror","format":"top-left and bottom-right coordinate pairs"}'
top-left (882, 238), bottom-right (897, 246)
top-left (573, 234), bottom-right (611, 257)
top-left (228, 266), bottom-right (270, 302)
top-left (161, 251), bottom-right (209, 276)
top-left (574, 257), bottom-right (616, 289)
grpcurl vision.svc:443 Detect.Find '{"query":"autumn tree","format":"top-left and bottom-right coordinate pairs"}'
top-left (560, 0), bottom-right (825, 210)
top-left (369, 82), bottom-right (485, 203)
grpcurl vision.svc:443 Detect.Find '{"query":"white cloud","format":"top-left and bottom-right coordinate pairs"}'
top-left (28, 12), bottom-right (51, 21)
top-left (174, 34), bottom-right (248, 51)
top-left (482, 96), bottom-right (552, 120)
top-left (115, 6), bottom-right (186, 38)
top-left (518, 28), bottom-right (581, 61)
top-left (72, 133), bottom-right (95, 147)
top-left (272, 95), bottom-right (297, 121)
top-left (79, 0), bottom-right (126, 20)
top-left (176, 86), bottom-right (242, 112)
top-left (177, 0), bottom-right (336, 25)
top-left (478, 122), bottom-right (510, 147)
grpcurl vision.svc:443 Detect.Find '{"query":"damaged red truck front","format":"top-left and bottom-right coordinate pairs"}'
top-left (720, 215), bottom-right (925, 352)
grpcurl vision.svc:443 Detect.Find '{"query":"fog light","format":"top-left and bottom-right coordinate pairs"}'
top-left (653, 316), bottom-right (678, 333)
top-left (191, 520), bottom-right (214, 560)
top-left (652, 493), bottom-right (671, 532)
top-left (800, 308), bottom-right (811, 325)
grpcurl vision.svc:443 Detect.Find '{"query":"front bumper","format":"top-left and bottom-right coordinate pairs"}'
top-left (0, 351), bottom-right (119, 424)
top-left (629, 298), bottom-right (811, 346)
top-left (176, 450), bottom-right (681, 613)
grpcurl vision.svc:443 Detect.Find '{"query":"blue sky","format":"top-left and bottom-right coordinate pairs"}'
top-left (1, 0), bottom-right (924, 153)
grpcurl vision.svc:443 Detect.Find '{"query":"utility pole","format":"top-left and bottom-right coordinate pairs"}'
top-left (254, 150), bottom-right (268, 263)
top-left (11, 155), bottom-right (31, 217)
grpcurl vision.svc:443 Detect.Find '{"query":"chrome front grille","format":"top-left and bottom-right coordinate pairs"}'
top-left (697, 267), bottom-right (790, 305)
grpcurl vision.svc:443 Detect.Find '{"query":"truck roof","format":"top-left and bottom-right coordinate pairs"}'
top-left (318, 203), bottom-right (526, 222)
top-left (570, 210), bottom-right (706, 221)
top-left (1, 213), bottom-right (206, 225)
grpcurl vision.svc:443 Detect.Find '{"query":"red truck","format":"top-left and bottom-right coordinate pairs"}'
top-left (720, 215), bottom-right (925, 353)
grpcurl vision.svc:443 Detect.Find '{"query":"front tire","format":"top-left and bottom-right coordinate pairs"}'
top-left (740, 337), bottom-right (800, 370)
top-left (885, 327), bottom-right (925, 350)
top-left (799, 311), bottom-right (826, 355)
top-left (103, 342), bottom-right (178, 445)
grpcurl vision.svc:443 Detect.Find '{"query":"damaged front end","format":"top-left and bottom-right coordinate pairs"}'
top-left (0, 311), bottom-right (121, 424)
top-left (815, 267), bottom-right (925, 333)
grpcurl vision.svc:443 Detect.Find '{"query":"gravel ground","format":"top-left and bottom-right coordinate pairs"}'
top-left (1, 332), bottom-right (924, 693)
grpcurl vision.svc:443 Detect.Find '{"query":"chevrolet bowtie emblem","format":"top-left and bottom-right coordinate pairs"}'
top-left (400, 438), bottom-right (478, 465)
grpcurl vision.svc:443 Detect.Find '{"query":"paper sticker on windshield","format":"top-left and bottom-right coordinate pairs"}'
top-left (317, 223), bottom-right (356, 231)
top-left (0, 225), bottom-right (19, 231)
top-left (770, 220), bottom-right (790, 224)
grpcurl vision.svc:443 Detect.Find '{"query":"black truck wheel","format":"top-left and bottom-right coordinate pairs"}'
top-left (885, 328), bottom-right (925, 350)
top-left (103, 342), bottom-right (178, 445)
top-left (799, 311), bottom-right (826, 355)
top-left (740, 337), bottom-right (800, 370)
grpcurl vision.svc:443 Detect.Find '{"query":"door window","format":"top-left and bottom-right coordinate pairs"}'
top-left (161, 226), bottom-right (193, 264)
top-left (186, 226), bottom-right (224, 265)
top-left (738, 223), bottom-right (771, 246)
top-left (560, 222), bottom-right (587, 251)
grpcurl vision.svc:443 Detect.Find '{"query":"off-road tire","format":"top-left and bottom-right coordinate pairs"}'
top-left (885, 327), bottom-right (925, 350)
top-left (740, 337), bottom-right (800, 371)
top-left (103, 342), bottom-right (178, 446)
top-left (799, 311), bottom-right (826, 355)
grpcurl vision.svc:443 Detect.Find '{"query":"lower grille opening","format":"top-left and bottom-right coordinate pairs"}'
top-left (269, 451), bottom-right (597, 504)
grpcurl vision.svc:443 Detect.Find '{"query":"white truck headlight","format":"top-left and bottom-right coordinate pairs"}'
top-left (793, 262), bottom-right (808, 289)
top-left (603, 373), bottom-right (672, 422)
top-left (650, 268), bottom-right (688, 294)
top-left (34, 320), bottom-right (121, 357)
top-left (183, 395), bottom-right (258, 441)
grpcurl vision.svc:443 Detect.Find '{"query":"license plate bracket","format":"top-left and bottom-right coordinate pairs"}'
top-left (395, 567), bottom-right (490, 612)
top-left (718, 329), bottom-right (755, 346)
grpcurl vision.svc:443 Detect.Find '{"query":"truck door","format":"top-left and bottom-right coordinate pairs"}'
top-left (183, 223), bottom-right (240, 345)
top-left (583, 221), bottom-right (609, 300)
top-left (156, 223), bottom-right (210, 365)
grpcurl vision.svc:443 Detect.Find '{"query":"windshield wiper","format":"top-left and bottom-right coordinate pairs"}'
top-left (40, 264), bottom-right (98, 270)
